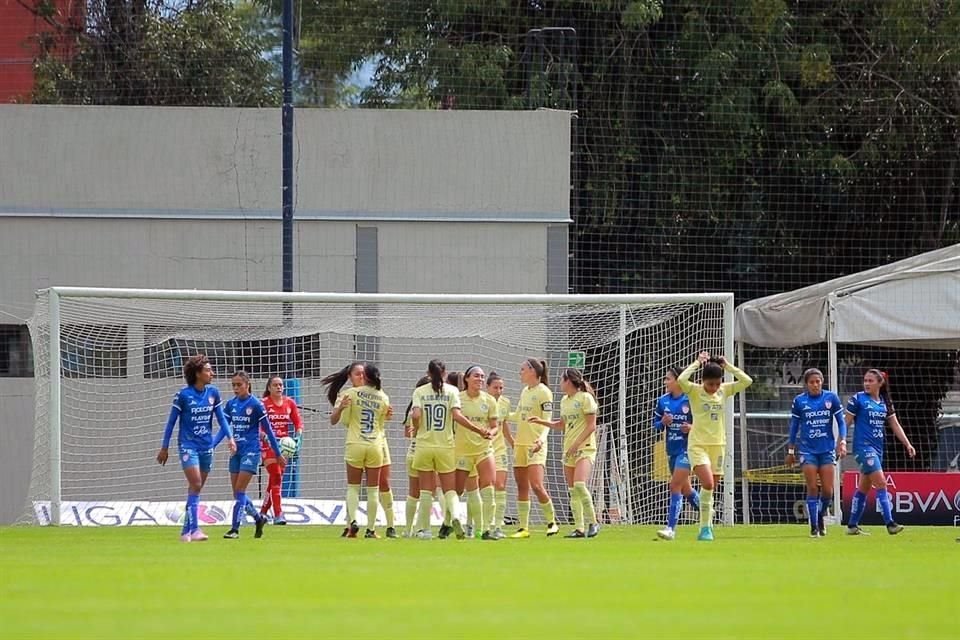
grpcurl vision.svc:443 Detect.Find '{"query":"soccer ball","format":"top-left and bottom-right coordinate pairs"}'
top-left (279, 437), bottom-right (297, 458)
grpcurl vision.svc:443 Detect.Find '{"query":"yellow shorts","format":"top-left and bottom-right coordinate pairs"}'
top-left (688, 444), bottom-right (725, 474)
top-left (345, 441), bottom-right (385, 469)
top-left (456, 450), bottom-right (493, 475)
top-left (513, 443), bottom-right (548, 468)
top-left (494, 451), bottom-right (510, 473)
top-left (412, 446), bottom-right (456, 474)
top-left (563, 448), bottom-right (597, 468)
top-left (381, 440), bottom-right (392, 467)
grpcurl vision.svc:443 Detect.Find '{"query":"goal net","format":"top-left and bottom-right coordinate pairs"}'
top-left (24, 287), bottom-right (733, 527)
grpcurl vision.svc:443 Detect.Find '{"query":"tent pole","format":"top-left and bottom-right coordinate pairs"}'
top-left (827, 292), bottom-right (842, 526)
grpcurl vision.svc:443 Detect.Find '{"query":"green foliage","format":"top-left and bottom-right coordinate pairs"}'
top-left (32, 0), bottom-right (279, 106)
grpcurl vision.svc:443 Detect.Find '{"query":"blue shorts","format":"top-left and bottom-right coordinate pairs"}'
top-left (669, 452), bottom-right (691, 474)
top-left (855, 448), bottom-right (883, 475)
top-left (229, 451), bottom-right (261, 475)
top-left (179, 447), bottom-right (214, 473)
top-left (798, 450), bottom-right (836, 468)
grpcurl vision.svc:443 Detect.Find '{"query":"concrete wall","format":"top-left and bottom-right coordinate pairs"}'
top-left (0, 106), bottom-right (571, 523)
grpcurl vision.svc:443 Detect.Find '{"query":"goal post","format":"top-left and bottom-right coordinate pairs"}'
top-left (27, 287), bottom-right (735, 527)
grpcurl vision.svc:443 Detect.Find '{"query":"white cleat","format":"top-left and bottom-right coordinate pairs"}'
top-left (415, 529), bottom-right (433, 540)
top-left (656, 527), bottom-right (676, 541)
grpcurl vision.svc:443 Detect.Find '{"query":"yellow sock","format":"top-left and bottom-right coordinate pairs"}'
top-left (518, 500), bottom-right (531, 530)
top-left (366, 488), bottom-right (379, 531)
top-left (435, 487), bottom-right (445, 520)
top-left (541, 498), bottom-right (556, 525)
top-left (700, 488), bottom-right (714, 528)
top-left (574, 481), bottom-right (596, 525)
top-left (466, 489), bottom-right (481, 529)
top-left (346, 484), bottom-right (361, 524)
top-left (443, 490), bottom-right (459, 526)
top-left (494, 490), bottom-right (507, 528)
top-left (405, 495), bottom-right (418, 534)
top-left (417, 490), bottom-right (433, 532)
top-left (480, 486), bottom-right (495, 532)
top-left (380, 489), bottom-right (394, 528)
top-left (569, 488), bottom-right (584, 530)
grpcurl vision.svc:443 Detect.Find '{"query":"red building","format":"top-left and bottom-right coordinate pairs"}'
top-left (0, 0), bottom-right (83, 103)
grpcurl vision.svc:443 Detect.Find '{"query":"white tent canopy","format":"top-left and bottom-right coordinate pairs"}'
top-left (735, 243), bottom-right (960, 350)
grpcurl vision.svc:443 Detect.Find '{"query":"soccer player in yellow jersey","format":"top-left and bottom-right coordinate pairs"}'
top-left (456, 365), bottom-right (500, 541)
top-left (677, 351), bottom-right (753, 541)
top-left (402, 376), bottom-right (431, 537)
top-left (325, 362), bottom-right (393, 539)
top-left (511, 358), bottom-right (560, 538)
top-left (486, 371), bottom-right (512, 538)
top-left (531, 368), bottom-right (601, 538)
top-left (412, 359), bottom-right (494, 540)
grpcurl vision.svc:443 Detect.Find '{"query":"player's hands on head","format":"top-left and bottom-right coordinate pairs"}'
top-left (156, 448), bottom-right (168, 466)
top-left (715, 355), bottom-right (728, 367)
top-left (698, 351), bottom-right (710, 364)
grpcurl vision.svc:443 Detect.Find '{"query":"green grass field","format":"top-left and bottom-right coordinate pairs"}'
top-left (1, 524), bottom-right (955, 639)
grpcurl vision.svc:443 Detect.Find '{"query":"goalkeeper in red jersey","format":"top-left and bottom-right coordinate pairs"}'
top-left (260, 375), bottom-right (303, 524)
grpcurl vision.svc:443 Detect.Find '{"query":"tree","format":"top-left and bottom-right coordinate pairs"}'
top-left (29, 0), bottom-right (279, 106)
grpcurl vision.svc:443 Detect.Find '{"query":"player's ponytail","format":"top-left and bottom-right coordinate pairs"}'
top-left (867, 368), bottom-right (894, 411)
top-left (428, 359), bottom-right (445, 394)
top-left (365, 363), bottom-right (382, 391)
top-left (666, 366), bottom-right (681, 380)
top-left (526, 358), bottom-right (549, 387)
top-left (487, 371), bottom-right (503, 385)
top-left (446, 371), bottom-right (463, 391)
top-left (321, 361), bottom-right (364, 405)
top-left (403, 376), bottom-right (431, 424)
top-left (563, 368), bottom-right (596, 399)
top-left (183, 354), bottom-right (209, 386)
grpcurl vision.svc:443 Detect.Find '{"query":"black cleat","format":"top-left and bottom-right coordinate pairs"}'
top-left (886, 522), bottom-right (904, 535)
top-left (347, 520), bottom-right (360, 538)
top-left (223, 529), bottom-right (240, 539)
top-left (364, 529), bottom-right (379, 539)
top-left (586, 523), bottom-right (601, 538)
top-left (481, 530), bottom-right (498, 540)
top-left (565, 529), bottom-right (586, 538)
top-left (254, 515), bottom-right (266, 539)
top-left (385, 527), bottom-right (398, 539)
top-left (438, 523), bottom-right (453, 539)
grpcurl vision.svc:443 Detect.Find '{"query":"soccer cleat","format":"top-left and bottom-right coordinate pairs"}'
top-left (509, 528), bottom-right (530, 539)
top-left (463, 524), bottom-right (474, 539)
top-left (656, 527), bottom-right (675, 541)
top-left (481, 530), bottom-right (498, 541)
top-left (415, 529), bottom-right (433, 540)
top-left (697, 526), bottom-right (714, 542)
top-left (364, 529), bottom-right (379, 539)
top-left (545, 522), bottom-right (560, 537)
top-left (492, 528), bottom-right (506, 540)
top-left (818, 526), bottom-right (827, 537)
top-left (886, 522), bottom-right (904, 535)
top-left (452, 519), bottom-right (466, 540)
top-left (254, 515), bottom-right (266, 539)
top-left (190, 529), bottom-right (209, 542)
top-left (438, 523), bottom-right (453, 539)
top-left (223, 529), bottom-right (240, 539)
top-left (817, 512), bottom-right (826, 536)
top-left (347, 520), bottom-right (360, 538)
top-left (846, 526), bottom-right (870, 536)
top-left (385, 527), bottom-right (398, 539)
top-left (565, 529), bottom-right (586, 538)
top-left (273, 515), bottom-right (287, 526)
top-left (810, 527), bottom-right (821, 538)
top-left (261, 513), bottom-right (273, 525)
top-left (586, 523), bottom-right (601, 538)
top-left (179, 534), bottom-right (192, 543)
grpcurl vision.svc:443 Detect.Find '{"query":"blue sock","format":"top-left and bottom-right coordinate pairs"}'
top-left (242, 494), bottom-right (259, 520)
top-left (181, 495), bottom-right (193, 535)
top-left (232, 492), bottom-right (245, 530)
top-left (187, 494), bottom-right (200, 533)
top-left (667, 492), bottom-right (683, 529)
top-left (877, 488), bottom-right (894, 524)
top-left (849, 490), bottom-right (867, 527)
top-left (806, 498), bottom-right (820, 530)
top-left (686, 491), bottom-right (700, 511)
top-left (819, 495), bottom-right (831, 521)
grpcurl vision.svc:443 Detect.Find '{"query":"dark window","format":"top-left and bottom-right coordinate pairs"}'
top-left (0, 325), bottom-right (34, 377)
top-left (60, 325), bottom-right (128, 378)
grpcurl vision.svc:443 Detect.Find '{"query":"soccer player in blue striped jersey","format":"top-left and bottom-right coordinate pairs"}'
top-left (655, 366), bottom-right (700, 541)
top-left (784, 368), bottom-right (845, 537)
top-left (156, 354), bottom-right (235, 543)
top-left (220, 370), bottom-right (284, 540)
top-left (845, 369), bottom-right (916, 535)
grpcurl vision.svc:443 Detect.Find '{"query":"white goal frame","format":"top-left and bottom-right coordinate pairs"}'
top-left (40, 286), bottom-right (735, 526)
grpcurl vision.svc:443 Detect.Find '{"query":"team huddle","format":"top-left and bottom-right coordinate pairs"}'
top-left (156, 350), bottom-right (916, 542)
